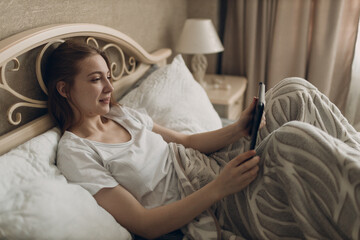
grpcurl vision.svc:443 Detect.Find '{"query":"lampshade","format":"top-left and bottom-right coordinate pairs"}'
top-left (176, 19), bottom-right (224, 54)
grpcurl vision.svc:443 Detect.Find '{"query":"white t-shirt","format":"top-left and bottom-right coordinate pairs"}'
top-left (57, 105), bottom-right (180, 209)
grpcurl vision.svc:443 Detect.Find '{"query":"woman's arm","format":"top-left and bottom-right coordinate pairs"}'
top-left (153, 121), bottom-right (242, 154)
top-left (153, 97), bottom-right (264, 154)
top-left (94, 151), bottom-right (259, 239)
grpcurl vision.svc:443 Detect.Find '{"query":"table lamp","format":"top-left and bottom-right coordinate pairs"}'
top-left (176, 19), bottom-right (224, 87)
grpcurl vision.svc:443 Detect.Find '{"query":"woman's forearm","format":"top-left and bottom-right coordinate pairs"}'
top-left (185, 121), bottom-right (245, 154)
top-left (154, 97), bottom-right (259, 154)
top-left (153, 121), bottom-right (245, 154)
top-left (138, 180), bottom-right (222, 239)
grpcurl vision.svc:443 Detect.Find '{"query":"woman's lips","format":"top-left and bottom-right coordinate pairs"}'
top-left (100, 97), bottom-right (110, 104)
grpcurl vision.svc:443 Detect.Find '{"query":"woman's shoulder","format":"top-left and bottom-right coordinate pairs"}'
top-left (57, 131), bottom-right (101, 167)
top-left (59, 130), bottom-right (81, 144)
top-left (58, 131), bottom-right (93, 152)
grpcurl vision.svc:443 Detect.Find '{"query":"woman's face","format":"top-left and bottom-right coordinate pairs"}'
top-left (68, 54), bottom-right (114, 119)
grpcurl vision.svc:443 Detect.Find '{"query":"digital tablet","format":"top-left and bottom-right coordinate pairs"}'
top-left (250, 82), bottom-right (265, 150)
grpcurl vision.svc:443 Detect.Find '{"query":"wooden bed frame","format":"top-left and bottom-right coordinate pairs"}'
top-left (0, 23), bottom-right (171, 155)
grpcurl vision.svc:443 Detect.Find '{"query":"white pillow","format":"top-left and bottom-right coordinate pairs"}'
top-left (0, 128), bottom-right (63, 196)
top-left (119, 54), bottom-right (222, 134)
top-left (0, 128), bottom-right (131, 240)
top-left (0, 180), bottom-right (131, 240)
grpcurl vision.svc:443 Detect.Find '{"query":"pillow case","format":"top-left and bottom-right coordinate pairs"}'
top-left (119, 64), bottom-right (159, 98)
top-left (0, 128), bottom-right (131, 240)
top-left (0, 180), bottom-right (131, 240)
top-left (119, 54), bottom-right (222, 134)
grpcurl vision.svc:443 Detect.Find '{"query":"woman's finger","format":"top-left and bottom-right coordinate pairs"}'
top-left (242, 97), bottom-right (258, 116)
top-left (243, 169), bottom-right (259, 184)
top-left (237, 156), bottom-right (260, 173)
top-left (233, 165), bottom-right (259, 189)
top-left (231, 150), bottom-right (256, 166)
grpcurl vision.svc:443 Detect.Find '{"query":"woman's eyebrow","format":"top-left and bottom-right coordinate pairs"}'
top-left (87, 71), bottom-right (109, 77)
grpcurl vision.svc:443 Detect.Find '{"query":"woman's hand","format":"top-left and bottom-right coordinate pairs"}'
top-left (212, 150), bottom-right (259, 199)
top-left (237, 97), bottom-right (266, 137)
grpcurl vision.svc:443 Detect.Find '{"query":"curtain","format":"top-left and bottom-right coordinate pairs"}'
top-left (221, 0), bottom-right (360, 113)
top-left (346, 17), bottom-right (360, 131)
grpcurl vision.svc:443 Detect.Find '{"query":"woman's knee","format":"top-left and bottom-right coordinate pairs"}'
top-left (263, 78), bottom-right (319, 126)
top-left (268, 77), bottom-right (317, 98)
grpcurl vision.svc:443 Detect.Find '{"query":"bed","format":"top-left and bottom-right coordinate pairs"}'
top-left (2, 23), bottom-right (360, 240)
top-left (0, 23), bottom-right (223, 239)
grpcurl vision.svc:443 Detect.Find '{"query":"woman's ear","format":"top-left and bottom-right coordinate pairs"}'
top-left (56, 81), bottom-right (68, 98)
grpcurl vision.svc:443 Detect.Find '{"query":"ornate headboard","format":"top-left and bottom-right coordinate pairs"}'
top-left (0, 23), bottom-right (171, 155)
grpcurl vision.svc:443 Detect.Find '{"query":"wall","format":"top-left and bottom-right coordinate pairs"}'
top-left (0, 0), bottom-right (221, 72)
top-left (0, 0), bottom-right (186, 53)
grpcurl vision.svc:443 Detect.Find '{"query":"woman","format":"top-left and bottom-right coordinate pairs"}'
top-left (46, 40), bottom-right (360, 240)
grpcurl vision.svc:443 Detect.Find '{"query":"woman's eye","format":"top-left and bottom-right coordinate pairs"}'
top-left (91, 77), bottom-right (101, 82)
top-left (107, 76), bottom-right (111, 80)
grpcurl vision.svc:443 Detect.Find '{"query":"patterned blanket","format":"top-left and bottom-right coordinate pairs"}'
top-left (169, 78), bottom-right (360, 240)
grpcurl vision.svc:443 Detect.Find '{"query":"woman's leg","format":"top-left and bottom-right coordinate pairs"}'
top-left (205, 78), bottom-right (360, 239)
top-left (217, 121), bottom-right (360, 240)
top-left (261, 77), bottom-right (360, 150)
top-left (212, 77), bottom-right (360, 162)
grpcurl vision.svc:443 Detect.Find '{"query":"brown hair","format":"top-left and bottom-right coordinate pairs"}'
top-left (45, 40), bottom-right (116, 134)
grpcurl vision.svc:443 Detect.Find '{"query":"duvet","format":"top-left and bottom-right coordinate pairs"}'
top-left (170, 78), bottom-right (360, 240)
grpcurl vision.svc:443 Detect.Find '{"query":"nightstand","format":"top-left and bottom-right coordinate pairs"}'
top-left (203, 74), bottom-right (247, 120)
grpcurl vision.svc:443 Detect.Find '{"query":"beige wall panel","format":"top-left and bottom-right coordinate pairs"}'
top-left (0, 0), bottom-right (221, 73)
top-left (0, 0), bottom-right (187, 54)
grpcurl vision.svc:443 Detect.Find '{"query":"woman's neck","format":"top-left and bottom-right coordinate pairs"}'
top-left (68, 115), bottom-right (132, 144)
top-left (69, 115), bottom-right (108, 138)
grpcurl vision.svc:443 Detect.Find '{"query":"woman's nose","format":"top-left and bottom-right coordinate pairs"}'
top-left (104, 78), bottom-right (114, 92)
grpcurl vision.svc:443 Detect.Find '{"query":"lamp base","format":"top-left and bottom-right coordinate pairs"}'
top-left (191, 54), bottom-right (207, 87)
